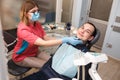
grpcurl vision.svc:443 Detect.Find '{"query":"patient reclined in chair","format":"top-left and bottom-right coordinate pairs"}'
top-left (20, 23), bottom-right (100, 80)
top-left (20, 43), bottom-right (93, 80)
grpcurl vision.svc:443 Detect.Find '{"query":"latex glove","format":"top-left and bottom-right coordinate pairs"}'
top-left (62, 36), bottom-right (83, 46)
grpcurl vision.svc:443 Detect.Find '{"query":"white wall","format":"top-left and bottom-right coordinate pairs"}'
top-left (0, 17), bottom-right (9, 80)
top-left (72, 0), bottom-right (83, 27)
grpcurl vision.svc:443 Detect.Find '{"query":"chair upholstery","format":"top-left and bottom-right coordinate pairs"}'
top-left (3, 31), bottom-right (17, 52)
top-left (3, 30), bottom-right (31, 79)
top-left (8, 59), bottom-right (31, 76)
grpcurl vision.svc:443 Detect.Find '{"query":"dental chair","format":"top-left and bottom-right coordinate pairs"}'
top-left (20, 29), bottom-right (100, 80)
top-left (3, 30), bottom-right (31, 79)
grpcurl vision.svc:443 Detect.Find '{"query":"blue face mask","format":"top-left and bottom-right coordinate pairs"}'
top-left (30, 11), bottom-right (40, 21)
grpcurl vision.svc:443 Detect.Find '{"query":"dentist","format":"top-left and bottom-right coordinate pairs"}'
top-left (12, 0), bottom-right (81, 68)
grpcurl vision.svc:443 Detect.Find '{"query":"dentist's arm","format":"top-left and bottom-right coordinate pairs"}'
top-left (34, 38), bottom-right (62, 47)
top-left (34, 36), bottom-right (83, 47)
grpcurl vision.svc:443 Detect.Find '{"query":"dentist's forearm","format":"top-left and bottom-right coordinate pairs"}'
top-left (34, 38), bottom-right (62, 46)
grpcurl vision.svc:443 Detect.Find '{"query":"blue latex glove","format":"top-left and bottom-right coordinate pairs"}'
top-left (62, 36), bottom-right (83, 46)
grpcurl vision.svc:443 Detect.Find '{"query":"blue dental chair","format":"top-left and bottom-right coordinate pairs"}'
top-left (20, 28), bottom-right (100, 80)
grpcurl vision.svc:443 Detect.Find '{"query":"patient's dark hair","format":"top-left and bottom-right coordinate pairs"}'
top-left (86, 22), bottom-right (97, 37)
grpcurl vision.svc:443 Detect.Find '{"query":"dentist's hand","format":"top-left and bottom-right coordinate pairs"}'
top-left (62, 36), bottom-right (83, 46)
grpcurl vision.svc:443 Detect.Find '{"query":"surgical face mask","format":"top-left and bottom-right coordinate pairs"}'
top-left (30, 11), bottom-right (40, 21)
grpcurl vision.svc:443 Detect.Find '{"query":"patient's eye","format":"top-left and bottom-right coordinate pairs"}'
top-left (84, 29), bottom-right (92, 35)
top-left (86, 30), bottom-right (91, 34)
top-left (81, 26), bottom-right (84, 29)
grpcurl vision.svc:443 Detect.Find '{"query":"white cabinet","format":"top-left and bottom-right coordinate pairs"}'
top-left (102, 0), bottom-right (120, 60)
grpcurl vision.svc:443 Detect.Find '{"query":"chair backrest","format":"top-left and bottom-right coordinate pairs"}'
top-left (3, 31), bottom-right (17, 52)
top-left (86, 29), bottom-right (100, 49)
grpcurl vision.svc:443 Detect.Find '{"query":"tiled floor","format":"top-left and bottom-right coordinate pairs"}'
top-left (98, 56), bottom-right (120, 80)
top-left (90, 46), bottom-right (101, 52)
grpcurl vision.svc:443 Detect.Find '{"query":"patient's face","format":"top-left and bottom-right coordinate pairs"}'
top-left (76, 23), bottom-right (94, 41)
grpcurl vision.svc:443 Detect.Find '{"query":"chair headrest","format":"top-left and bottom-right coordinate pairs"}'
top-left (87, 29), bottom-right (100, 49)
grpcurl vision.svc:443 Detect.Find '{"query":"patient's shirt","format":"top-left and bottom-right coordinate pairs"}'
top-left (52, 43), bottom-right (82, 78)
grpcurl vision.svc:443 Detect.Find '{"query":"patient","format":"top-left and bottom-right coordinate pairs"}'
top-left (20, 22), bottom-right (97, 80)
top-left (72, 22), bottom-right (96, 48)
